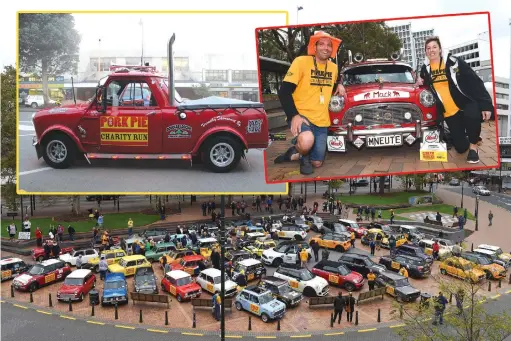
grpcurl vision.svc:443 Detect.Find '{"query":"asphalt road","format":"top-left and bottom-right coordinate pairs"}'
top-left (444, 183), bottom-right (511, 214)
top-left (18, 110), bottom-right (286, 193)
top-left (3, 292), bottom-right (511, 341)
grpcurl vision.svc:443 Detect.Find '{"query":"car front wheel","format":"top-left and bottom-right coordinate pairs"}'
top-left (42, 133), bottom-right (76, 169)
top-left (202, 135), bottom-right (242, 173)
top-left (235, 302), bottom-right (243, 311)
top-left (261, 313), bottom-right (270, 323)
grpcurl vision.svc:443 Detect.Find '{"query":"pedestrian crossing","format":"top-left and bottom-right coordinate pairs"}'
top-left (408, 212), bottom-right (459, 225)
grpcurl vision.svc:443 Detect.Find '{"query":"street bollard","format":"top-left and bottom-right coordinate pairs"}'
top-left (49, 293), bottom-right (53, 307)
top-left (449, 293), bottom-right (453, 303)
top-left (30, 292), bottom-right (34, 303)
top-left (139, 309), bottom-right (143, 323)
top-left (355, 311), bottom-right (359, 326)
top-left (192, 312), bottom-right (196, 328)
top-left (498, 279), bottom-right (502, 288)
top-left (10, 285), bottom-right (14, 298)
top-left (277, 319), bottom-right (281, 331)
top-left (488, 281), bottom-right (491, 292)
top-left (165, 311), bottom-right (169, 326)
top-left (91, 304), bottom-right (95, 317)
top-left (69, 300), bottom-right (73, 312)
top-left (471, 243), bottom-right (473, 252)
top-left (508, 273), bottom-right (511, 285)
top-left (330, 312), bottom-right (334, 327)
top-left (114, 303), bottom-right (118, 320)
top-left (248, 316), bottom-right (252, 331)
top-left (377, 308), bottom-right (381, 323)
top-left (399, 305), bottom-right (404, 319)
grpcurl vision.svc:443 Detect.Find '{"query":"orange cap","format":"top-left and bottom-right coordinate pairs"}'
top-left (307, 31), bottom-right (342, 58)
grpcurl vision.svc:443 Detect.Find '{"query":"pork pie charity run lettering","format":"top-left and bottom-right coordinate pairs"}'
top-left (310, 69), bottom-right (333, 87)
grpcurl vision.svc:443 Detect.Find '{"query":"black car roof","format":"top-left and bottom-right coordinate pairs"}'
top-left (341, 253), bottom-right (371, 259)
top-left (392, 254), bottom-right (426, 263)
top-left (315, 259), bottom-right (344, 267)
top-left (379, 270), bottom-right (406, 280)
top-left (135, 267), bottom-right (155, 276)
top-left (261, 276), bottom-right (287, 286)
top-left (244, 286), bottom-right (270, 295)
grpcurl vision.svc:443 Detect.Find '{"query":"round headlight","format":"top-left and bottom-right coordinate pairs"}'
top-left (329, 95), bottom-right (345, 113)
top-left (355, 114), bottom-right (363, 122)
top-left (420, 90), bottom-right (435, 107)
top-left (426, 113), bottom-right (433, 120)
top-left (404, 112), bottom-right (412, 120)
top-left (333, 118), bottom-right (339, 125)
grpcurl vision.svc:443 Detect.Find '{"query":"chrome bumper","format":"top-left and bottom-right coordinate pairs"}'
top-left (32, 136), bottom-right (42, 159)
top-left (330, 120), bottom-right (429, 141)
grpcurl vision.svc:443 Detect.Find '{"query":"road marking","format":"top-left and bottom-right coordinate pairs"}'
top-left (36, 310), bottom-right (52, 315)
top-left (19, 134), bottom-right (36, 137)
top-left (290, 335), bottom-right (311, 338)
top-left (19, 125), bottom-right (35, 131)
top-left (147, 329), bottom-right (168, 334)
top-left (464, 305), bottom-right (470, 309)
top-left (491, 294), bottom-right (501, 300)
top-left (60, 315), bottom-right (76, 320)
top-left (324, 332), bottom-right (345, 336)
top-left (87, 321), bottom-right (105, 325)
top-left (13, 304), bottom-right (28, 309)
top-left (225, 336), bottom-right (243, 339)
top-left (506, 289), bottom-right (511, 294)
top-left (19, 121), bottom-right (34, 123)
top-left (255, 337), bottom-right (277, 339)
top-left (115, 325), bottom-right (135, 330)
top-left (182, 332), bottom-right (204, 336)
top-left (358, 328), bottom-right (377, 333)
top-left (478, 298), bottom-right (486, 304)
top-left (19, 167), bottom-right (53, 176)
top-left (389, 324), bottom-right (406, 328)
top-left (0, 300), bottom-right (4, 303)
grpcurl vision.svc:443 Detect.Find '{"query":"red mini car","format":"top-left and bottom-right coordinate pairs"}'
top-left (12, 259), bottom-right (71, 292)
top-left (32, 245), bottom-right (74, 262)
top-left (338, 219), bottom-right (367, 238)
top-left (31, 35), bottom-right (268, 173)
top-left (57, 269), bottom-right (96, 302)
top-left (312, 260), bottom-right (365, 292)
top-left (326, 52), bottom-right (438, 153)
top-left (161, 270), bottom-right (202, 302)
top-left (170, 255), bottom-right (206, 276)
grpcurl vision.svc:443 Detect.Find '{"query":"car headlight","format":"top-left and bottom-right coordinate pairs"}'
top-left (329, 95), bottom-right (344, 113)
top-left (355, 114), bottom-right (363, 122)
top-left (333, 118), bottom-right (339, 125)
top-left (419, 90), bottom-right (435, 107)
top-left (404, 112), bottom-right (412, 120)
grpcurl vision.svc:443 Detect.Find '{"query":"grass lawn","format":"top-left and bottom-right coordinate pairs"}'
top-left (353, 204), bottom-right (475, 221)
top-left (338, 191), bottom-right (434, 205)
top-left (1, 212), bottom-right (160, 239)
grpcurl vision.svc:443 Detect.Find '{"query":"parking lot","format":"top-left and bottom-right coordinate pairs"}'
top-left (2, 227), bottom-right (510, 334)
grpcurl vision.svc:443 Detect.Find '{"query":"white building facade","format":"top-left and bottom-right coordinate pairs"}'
top-left (389, 23), bottom-right (434, 70)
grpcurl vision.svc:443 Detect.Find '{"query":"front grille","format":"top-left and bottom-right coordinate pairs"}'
top-left (319, 286), bottom-right (329, 296)
top-left (186, 290), bottom-right (200, 297)
top-left (274, 308), bottom-right (285, 317)
top-left (342, 103), bottom-right (423, 126)
top-left (59, 294), bottom-right (75, 300)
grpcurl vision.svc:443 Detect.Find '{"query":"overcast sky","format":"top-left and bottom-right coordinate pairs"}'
top-left (1, 0), bottom-right (509, 78)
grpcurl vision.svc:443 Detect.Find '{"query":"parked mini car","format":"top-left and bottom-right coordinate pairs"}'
top-left (13, 259), bottom-right (71, 292)
top-left (258, 276), bottom-right (303, 308)
top-left (439, 257), bottom-right (486, 283)
top-left (310, 233), bottom-right (351, 252)
top-left (273, 263), bottom-right (329, 297)
top-left (261, 241), bottom-right (312, 267)
top-left (231, 259), bottom-right (267, 282)
top-left (477, 245), bottom-right (511, 263)
top-left (161, 270), bottom-right (201, 302)
top-left (460, 252), bottom-right (506, 280)
top-left (59, 248), bottom-right (99, 267)
top-left (196, 268), bottom-right (237, 297)
top-left (235, 286), bottom-right (286, 323)
top-left (337, 253), bottom-right (386, 277)
top-left (379, 254), bottom-right (432, 278)
top-left (418, 239), bottom-right (452, 260)
top-left (107, 255), bottom-right (152, 277)
top-left (102, 272), bottom-right (128, 306)
top-left (32, 246), bottom-right (74, 262)
top-left (375, 271), bottom-right (421, 302)
top-left (243, 240), bottom-right (277, 258)
top-left (312, 260), bottom-right (364, 291)
top-left (338, 219), bottom-right (367, 238)
top-left (57, 269), bottom-right (96, 302)
top-left (394, 244), bottom-right (433, 264)
top-left (1, 258), bottom-right (30, 281)
top-left (144, 242), bottom-right (176, 262)
top-left (87, 249), bottom-right (127, 272)
top-left (170, 255), bottom-right (207, 276)
top-left (159, 249), bottom-right (197, 268)
top-left (133, 267), bottom-right (158, 294)
top-left (322, 221), bottom-right (350, 238)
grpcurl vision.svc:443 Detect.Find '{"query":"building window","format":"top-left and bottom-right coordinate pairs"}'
top-left (91, 57), bottom-right (116, 72)
top-left (474, 42), bottom-right (478, 49)
top-left (232, 70), bottom-right (257, 82)
top-left (497, 104), bottom-right (509, 110)
top-left (205, 70), bottom-right (228, 81)
top-left (501, 146), bottom-right (511, 156)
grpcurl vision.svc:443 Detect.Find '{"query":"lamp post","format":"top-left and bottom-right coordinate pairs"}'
top-left (297, 6), bottom-right (303, 24)
top-left (220, 195), bottom-right (226, 341)
top-left (139, 19), bottom-right (144, 66)
top-left (461, 180), bottom-right (464, 209)
top-left (475, 194), bottom-right (480, 231)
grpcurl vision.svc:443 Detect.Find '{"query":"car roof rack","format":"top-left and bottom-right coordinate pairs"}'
top-left (109, 64), bottom-right (158, 73)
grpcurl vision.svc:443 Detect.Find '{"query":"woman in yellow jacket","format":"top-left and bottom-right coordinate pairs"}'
top-left (299, 247), bottom-right (309, 268)
top-left (399, 266), bottom-right (409, 278)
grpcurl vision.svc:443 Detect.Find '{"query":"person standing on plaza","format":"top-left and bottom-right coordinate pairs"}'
top-left (311, 239), bottom-right (320, 262)
top-left (97, 214), bottom-right (104, 229)
top-left (23, 217), bottom-right (31, 233)
top-left (68, 225), bottom-right (75, 241)
top-left (488, 210), bottom-right (493, 226)
top-left (369, 239), bottom-right (376, 256)
top-left (299, 246), bottom-right (309, 268)
top-left (332, 292), bottom-right (345, 324)
top-left (350, 231), bottom-right (355, 249)
top-left (399, 266), bottom-right (409, 278)
top-left (322, 248), bottom-right (330, 261)
top-left (76, 255), bottom-right (83, 270)
top-left (455, 288), bottom-right (465, 315)
top-left (127, 218), bottom-right (134, 238)
top-left (345, 292), bottom-right (356, 323)
top-left (433, 292), bottom-right (448, 325)
top-left (432, 240), bottom-right (440, 260)
top-left (35, 227), bottom-right (43, 247)
top-left (390, 209), bottom-right (395, 224)
top-left (463, 208), bottom-right (468, 221)
top-left (436, 211), bottom-right (442, 223)
top-left (367, 270), bottom-right (376, 291)
top-left (273, 31), bottom-right (344, 175)
top-left (57, 224), bottom-right (64, 242)
top-left (389, 235), bottom-right (396, 256)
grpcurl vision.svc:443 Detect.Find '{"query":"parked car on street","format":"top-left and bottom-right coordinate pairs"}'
top-left (472, 185), bottom-right (490, 196)
top-left (57, 269), bottom-right (96, 302)
top-left (235, 286), bottom-right (286, 323)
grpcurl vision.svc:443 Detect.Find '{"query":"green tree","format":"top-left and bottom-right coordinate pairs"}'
top-left (327, 179), bottom-right (343, 194)
top-left (393, 275), bottom-right (511, 341)
top-left (19, 14), bottom-right (81, 105)
top-left (192, 83), bottom-right (210, 99)
top-left (1, 66), bottom-right (17, 210)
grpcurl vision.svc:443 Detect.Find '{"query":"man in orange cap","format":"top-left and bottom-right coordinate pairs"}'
top-left (275, 30), bottom-right (345, 175)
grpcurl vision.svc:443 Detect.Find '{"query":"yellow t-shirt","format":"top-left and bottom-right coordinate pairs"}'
top-left (283, 56), bottom-right (338, 127)
top-left (299, 250), bottom-right (308, 262)
top-left (367, 273), bottom-right (376, 281)
top-left (430, 61), bottom-right (459, 118)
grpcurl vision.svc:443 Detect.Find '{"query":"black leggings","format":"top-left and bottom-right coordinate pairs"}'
top-left (444, 102), bottom-right (481, 153)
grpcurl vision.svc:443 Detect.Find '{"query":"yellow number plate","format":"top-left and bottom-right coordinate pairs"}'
top-left (391, 261), bottom-right (400, 270)
top-left (169, 285), bottom-right (177, 296)
top-left (386, 286), bottom-right (395, 296)
top-left (290, 280), bottom-right (299, 289)
top-left (126, 268), bottom-right (135, 275)
top-left (425, 248), bottom-right (433, 255)
top-left (247, 273), bottom-right (254, 281)
top-left (2, 270), bottom-right (12, 279)
top-left (278, 232), bottom-right (286, 237)
top-left (185, 267), bottom-right (195, 275)
top-left (250, 303), bottom-right (260, 314)
top-left (45, 273), bottom-right (56, 284)
top-left (206, 283), bottom-right (215, 293)
top-left (329, 274), bottom-right (339, 284)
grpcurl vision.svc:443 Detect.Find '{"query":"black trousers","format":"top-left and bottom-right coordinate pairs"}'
top-left (443, 102), bottom-right (482, 153)
top-left (333, 309), bottom-right (343, 323)
top-left (347, 310), bottom-right (354, 322)
top-left (368, 281), bottom-right (375, 291)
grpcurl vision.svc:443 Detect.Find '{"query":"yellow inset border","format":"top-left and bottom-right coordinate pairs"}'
top-left (16, 10), bottom-right (289, 195)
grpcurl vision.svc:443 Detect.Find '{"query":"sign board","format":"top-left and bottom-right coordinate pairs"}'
top-left (6, 212), bottom-right (18, 217)
top-left (499, 137), bottom-right (511, 145)
top-left (420, 142), bottom-right (448, 162)
top-left (18, 232), bottom-right (31, 240)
